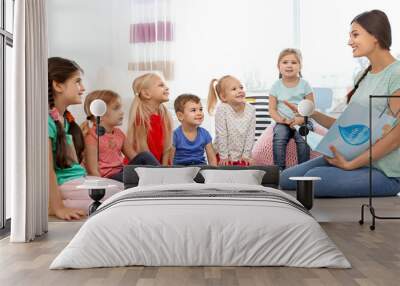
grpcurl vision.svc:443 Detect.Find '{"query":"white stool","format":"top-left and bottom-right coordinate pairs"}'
top-left (77, 179), bottom-right (117, 215)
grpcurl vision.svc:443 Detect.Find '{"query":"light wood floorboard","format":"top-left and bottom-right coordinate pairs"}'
top-left (1, 196), bottom-right (400, 286)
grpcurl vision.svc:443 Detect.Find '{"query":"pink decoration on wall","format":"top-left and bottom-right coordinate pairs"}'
top-left (130, 21), bottom-right (173, 43)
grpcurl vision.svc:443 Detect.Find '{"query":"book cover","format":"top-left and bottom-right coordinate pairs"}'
top-left (310, 102), bottom-right (396, 160)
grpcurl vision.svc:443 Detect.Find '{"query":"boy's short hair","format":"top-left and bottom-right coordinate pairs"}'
top-left (174, 93), bottom-right (201, 113)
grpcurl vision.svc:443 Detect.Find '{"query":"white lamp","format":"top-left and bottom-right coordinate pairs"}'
top-left (87, 99), bottom-right (107, 215)
top-left (297, 99), bottom-right (315, 145)
top-left (298, 99), bottom-right (315, 117)
top-left (90, 99), bottom-right (107, 117)
top-left (89, 99), bottom-right (107, 160)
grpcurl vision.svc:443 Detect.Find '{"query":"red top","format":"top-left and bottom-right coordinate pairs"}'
top-left (147, 114), bottom-right (164, 163)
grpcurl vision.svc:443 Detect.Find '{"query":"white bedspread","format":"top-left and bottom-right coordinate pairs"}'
top-left (50, 183), bottom-right (350, 269)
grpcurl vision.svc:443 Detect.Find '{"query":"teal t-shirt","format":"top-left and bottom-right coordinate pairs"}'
top-left (269, 78), bottom-right (313, 119)
top-left (48, 115), bottom-right (86, 185)
top-left (350, 60), bottom-right (400, 177)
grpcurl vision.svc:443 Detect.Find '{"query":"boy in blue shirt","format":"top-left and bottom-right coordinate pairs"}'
top-left (172, 94), bottom-right (217, 166)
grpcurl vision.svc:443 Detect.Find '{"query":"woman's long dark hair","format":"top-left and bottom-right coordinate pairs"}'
top-left (48, 57), bottom-right (85, 168)
top-left (346, 10), bottom-right (391, 103)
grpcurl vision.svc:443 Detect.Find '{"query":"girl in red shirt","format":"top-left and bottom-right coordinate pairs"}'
top-left (127, 73), bottom-right (173, 165)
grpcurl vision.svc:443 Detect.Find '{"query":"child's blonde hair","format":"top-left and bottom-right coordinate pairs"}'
top-left (207, 75), bottom-right (234, 114)
top-left (127, 73), bottom-right (173, 154)
top-left (81, 90), bottom-right (120, 136)
top-left (277, 48), bottom-right (303, 78)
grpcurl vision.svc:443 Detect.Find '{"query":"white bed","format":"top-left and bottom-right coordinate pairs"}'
top-left (50, 183), bottom-right (350, 269)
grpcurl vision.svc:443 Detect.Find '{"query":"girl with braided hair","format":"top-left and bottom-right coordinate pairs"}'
top-left (48, 57), bottom-right (123, 220)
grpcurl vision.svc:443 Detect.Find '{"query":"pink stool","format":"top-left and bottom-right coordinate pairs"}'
top-left (252, 122), bottom-right (327, 167)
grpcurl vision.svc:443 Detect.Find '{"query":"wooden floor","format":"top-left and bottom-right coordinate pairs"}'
top-left (1, 195), bottom-right (400, 286)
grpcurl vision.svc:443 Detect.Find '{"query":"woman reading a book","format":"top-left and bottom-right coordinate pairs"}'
top-left (280, 10), bottom-right (400, 197)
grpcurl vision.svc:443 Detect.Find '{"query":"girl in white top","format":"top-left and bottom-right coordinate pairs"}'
top-left (208, 75), bottom-right (256, 166)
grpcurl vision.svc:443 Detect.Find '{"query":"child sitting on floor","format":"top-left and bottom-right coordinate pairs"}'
top-left (208, 75), bottom-right (256, 166)
top-left (172, 94), bottom-right (217, 166)
top-left (82, 90), bottom-right (159, 182)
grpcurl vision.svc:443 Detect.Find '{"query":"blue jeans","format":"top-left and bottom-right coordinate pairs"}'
top-left (273, 123), bottom-right (311, 170)
top-left (109, 151), bottom-right (160, 182)
top-left (280, 156), bottom-right (400, 197)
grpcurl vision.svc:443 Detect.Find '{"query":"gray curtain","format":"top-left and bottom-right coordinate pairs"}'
top-left (9, 0), bottom-right (48, 242)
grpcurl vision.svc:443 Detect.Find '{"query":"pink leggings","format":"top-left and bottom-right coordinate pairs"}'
top-left (59, 176), bottom-right (124, 212)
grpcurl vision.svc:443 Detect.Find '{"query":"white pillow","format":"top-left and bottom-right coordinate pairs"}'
top-left (135, 167), bottom-right (201, 186)
top-left (200, 169), bottom-right (266, 185)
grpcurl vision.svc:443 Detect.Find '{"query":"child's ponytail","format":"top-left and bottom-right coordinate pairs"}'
top-left (48, 81), bottom-right (71, 168)
top-left (207, 79), bottom-right (219, 114)
top-left (346, 65), bottom-right (371, 103)
top-left (159, 104), bottom-right (173, 154)
top-left (207, 75), bottom-right (234, 114)
top-left (80, 116), bottom-right (92, 138)
top-left (65, 111), bottom-right (85, 163)
top-left (81, 94), bottom-right (93, 137)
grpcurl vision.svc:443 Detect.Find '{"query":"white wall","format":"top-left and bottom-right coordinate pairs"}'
top-left (48, 0), bottom-right (294, 132)
top-left (170, 0), bottom-right (293, 95)
top-left (48, 0), bottom-right (135, 130)
top-left (301, 0), bottom-right (400, 109)
top-left (170, 0), bottom-right (293, 131)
